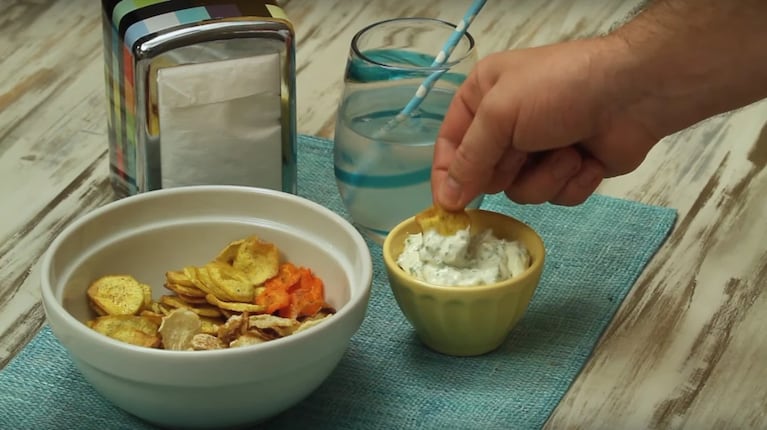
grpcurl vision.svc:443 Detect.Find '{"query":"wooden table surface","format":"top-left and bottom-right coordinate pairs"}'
top-left (2, 1), bottom-right (765, 428)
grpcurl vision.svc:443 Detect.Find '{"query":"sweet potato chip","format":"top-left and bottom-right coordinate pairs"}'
top-left (415, 205), bottom-right (471, 236)
top-left (89, 315), bottom-right (161, 347)
top-left (87, 275), bottom-right (150, 316)
top-left (286, 267), bottom-right (326, 318)
top-left (88, 300), bottom-right (108, 317)
top-left (256, 263), bottom-right (300, 315)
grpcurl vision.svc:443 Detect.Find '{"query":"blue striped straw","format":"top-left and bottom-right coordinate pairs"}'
top-left (374, 0), bottom-right (487, 137)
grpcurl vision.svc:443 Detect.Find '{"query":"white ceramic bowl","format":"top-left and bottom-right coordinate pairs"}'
top-left (40, 186), bottom-right (373, 429)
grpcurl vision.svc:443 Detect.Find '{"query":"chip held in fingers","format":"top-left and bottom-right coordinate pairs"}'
top-left (415, 205), bottom-right (471, 236)
top-left (84, 236), bottom-right (335, 350)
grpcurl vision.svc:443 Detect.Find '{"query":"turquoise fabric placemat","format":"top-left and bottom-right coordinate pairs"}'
top-left (0, 135), bottom-right (677, 430)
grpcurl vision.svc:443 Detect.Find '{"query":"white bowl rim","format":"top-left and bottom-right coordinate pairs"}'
top-left (40, 185), bottom-right (373, 358)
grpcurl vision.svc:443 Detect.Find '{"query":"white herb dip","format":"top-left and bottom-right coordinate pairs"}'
top-left (397, 227), bottom-right (531, 287)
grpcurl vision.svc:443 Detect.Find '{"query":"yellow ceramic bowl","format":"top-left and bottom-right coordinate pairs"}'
top-left (382, 209), bottom-right (545, 356)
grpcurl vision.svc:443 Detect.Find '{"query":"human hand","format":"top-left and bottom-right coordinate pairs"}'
top-left (431, 38), bottom-right (660, 210)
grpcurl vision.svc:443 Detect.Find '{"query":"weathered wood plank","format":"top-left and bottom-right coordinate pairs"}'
top-left (546, 103), bottom-right (767, 429)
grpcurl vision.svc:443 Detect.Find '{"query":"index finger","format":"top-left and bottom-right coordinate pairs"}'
top-left (432, 77), bottom-right (517, 209)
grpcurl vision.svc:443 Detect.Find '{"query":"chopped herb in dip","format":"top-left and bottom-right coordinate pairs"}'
top-left (397, 228), bottom-right (530, 287)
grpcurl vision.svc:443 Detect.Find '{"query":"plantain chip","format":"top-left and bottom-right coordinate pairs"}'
top-left (174, 293), bottom-right (209, 305)
top-left (139, 309), bottom-right (165, 318)
top-left (183, 266), bottom-right (205, 290)
top-left (160, 294), bottom-right (222, 318)
top-left (202, 262), bottom-right (255, 302)
top-left (164, 280), bottom-right (206, 298)
top-left (159, 308), bottom-right (201, 351)
top-left (89, 315), bottom-right (161, 348)
top-left (415, 205), bottom-right (471, 236)
top-left (214, 239), bottom-right (246, 265)
top-left (205, 294), bottom-right (265, 313)
top-left (165, 279), bottom-right (205, 297)
top-left (165, 270), bottom-right (197, 289)
top-left (232, 237), bottom-right (280, 286)
top-left (87, 275), bottom-right (150, 316)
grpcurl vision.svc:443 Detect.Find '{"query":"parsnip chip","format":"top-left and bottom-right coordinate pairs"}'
top-left (233, 237), bottom-right (280, 285)
top-left (191, 333), bottom-right (226, 350)
top-left (415, 205), bottom-right (471, 236)
top-left (205, 294), bottom-right (265, 313)
top-left (248, 314), bottom-right (298, 337)
top-left (230, 334), bottom-right (267, 348)
top-left (219, 308), bottom-right (237, 319)
top-left (90, 315), bottom-right (161, 348)
top-left (87, 275), bottom-right (149, 316)
top-left (295, 313), bottom-right (333, 334)
top-left (217, 314), bottom-right (247, 345)
top-left (159, 308), bottom-right (201, 351)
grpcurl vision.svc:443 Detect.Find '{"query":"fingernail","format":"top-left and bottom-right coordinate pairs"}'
top-left (439, 176), bottom-right (463, 207)
top-left (552, 152), bottom-right (580, 180)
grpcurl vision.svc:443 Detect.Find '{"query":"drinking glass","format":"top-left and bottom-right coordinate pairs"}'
top-left (333, 17), bottom-right (482, 244)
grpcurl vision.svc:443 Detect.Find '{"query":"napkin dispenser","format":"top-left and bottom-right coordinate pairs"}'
top-left (101, 0), bottom-right (297, 197)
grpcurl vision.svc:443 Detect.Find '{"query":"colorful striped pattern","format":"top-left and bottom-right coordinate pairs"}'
top-left (100, 0), bottom-right (287, 194)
